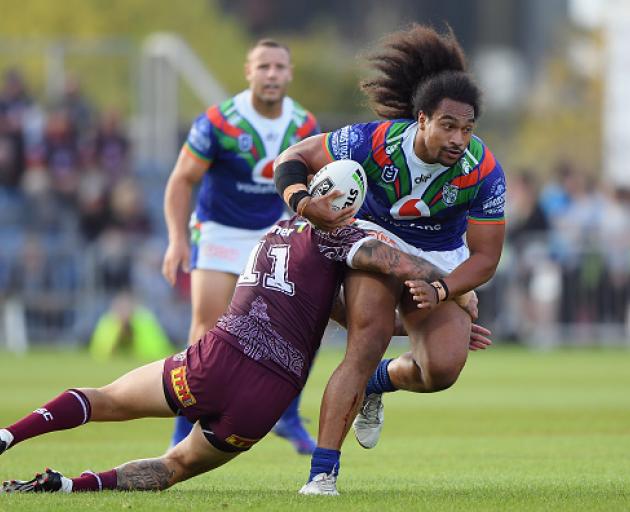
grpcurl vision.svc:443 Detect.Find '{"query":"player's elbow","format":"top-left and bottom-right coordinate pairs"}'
top-left (474, 254), bottom-right (500, 285)
top-left (166, 172), bottom-right (195, 198)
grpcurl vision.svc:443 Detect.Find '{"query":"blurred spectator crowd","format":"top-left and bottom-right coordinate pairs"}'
top-left (1, 67), bottom-right (629, 347)
top-left (0, 68), bottom-right (187, 347)
top-left (484, 163), bottom-right (630, 345)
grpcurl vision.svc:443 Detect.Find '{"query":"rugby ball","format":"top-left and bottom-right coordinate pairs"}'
top-left (308, 160), bottom-right (367, 214)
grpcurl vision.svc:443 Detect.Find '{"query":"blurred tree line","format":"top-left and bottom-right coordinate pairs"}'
top-left (0, 0), bottom-right (365, 127)
top-left (505, 28), bottom-right (603, 178)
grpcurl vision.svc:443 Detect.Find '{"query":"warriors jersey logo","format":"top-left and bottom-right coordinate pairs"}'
top-left (442, 183), bottom-right (459, 206)
top-left (381, 164), bottom-right (399, 184)
top-left (238, 133), bottom-right (253, 152)
top-left (170, 366), bottom-right (196, 408)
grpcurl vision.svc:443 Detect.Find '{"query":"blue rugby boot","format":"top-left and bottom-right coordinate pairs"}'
top-left (272, 416), bottom-right (316, 455)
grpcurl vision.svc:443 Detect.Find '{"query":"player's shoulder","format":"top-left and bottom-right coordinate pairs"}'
top-left (369, 118), bottom-right (414, 150)
top-left (200, 97), bottom-right (245, 141)
top-left (341, 118), bottom-right (413, 135)
top-left (348, 118), bottom-right (414, 147)
top-left (459, 135), bottom-right (501, 177)
top-left (286, 98), bottom-right (319, 138)
top-left (325, 119), bottom-right (413, 160)
top-left (204, 97), bottom-right (236, 123)
top-left (288, 97), bottom-right (317, 124)
top-left (463, 135), bottom-right (485, 161)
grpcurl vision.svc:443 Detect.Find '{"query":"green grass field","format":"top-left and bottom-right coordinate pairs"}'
top-left (1, 345), bottom-right (629, 511)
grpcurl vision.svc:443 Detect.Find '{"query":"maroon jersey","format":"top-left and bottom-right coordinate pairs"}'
top-left (215, 216), bottom-right (369, 388)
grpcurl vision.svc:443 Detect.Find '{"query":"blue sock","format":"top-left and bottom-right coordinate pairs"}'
top-left (279, 394), bottom-right (301, 423)
top-left (309, 447), bottom-right (341, 481)
top-left (365, 358), bottom-right (397, 396)
top-left (171, 416), bottom-right (194, 446)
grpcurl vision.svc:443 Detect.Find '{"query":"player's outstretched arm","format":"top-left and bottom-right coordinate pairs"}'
top-left (350, 239), bottom-right (491, 350)
top-left (351, 238), bottom-right (478, 318)
top-left (439, 222), bottom-right (505, 298)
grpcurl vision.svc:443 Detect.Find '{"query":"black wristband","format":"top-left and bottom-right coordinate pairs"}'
top-left (274, 159), bottom-right (309, 197)
top-left (437, 278), bottom-right (450, 301)
top-left (430, 284), bottom-right (439, 304)
top-left (289, 190), bottom-right (312, 213)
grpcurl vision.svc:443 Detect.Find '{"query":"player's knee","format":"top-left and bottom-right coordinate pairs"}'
top-left (350, 311), bottom-right (394, 337)
top-left (343, 336), bottom-right (390, 375)
top-left (81, 387), bottom-right (126, 420)
top-left (423, 361), bottom-right (463, 392)
top-left (347, 322), bottom-right (392, 357)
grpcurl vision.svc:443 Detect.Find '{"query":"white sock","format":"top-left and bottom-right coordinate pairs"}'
top-left (0, 428), bottom-right (14, 449)
top-left (60, 476), bottom-right (73, 493)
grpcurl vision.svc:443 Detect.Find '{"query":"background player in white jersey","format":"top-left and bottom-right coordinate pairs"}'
top-left (274, 24), bottom-right (507, 494)
top-left (162, 39), bottom-right (319, 451)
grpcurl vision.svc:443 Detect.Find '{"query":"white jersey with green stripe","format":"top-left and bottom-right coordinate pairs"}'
top-left (324, 120), bottom-right (506, 251)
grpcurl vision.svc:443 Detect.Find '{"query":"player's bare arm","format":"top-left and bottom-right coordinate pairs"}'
top-left (401, 223), bottom-right (504, 317)
top-left (351, 238), bottom-right (478, 319)
top-left (437, 222), bottom-right (505, 298)
top-left (274, 135), bottom-right (355, 230)
top-left (351, 239), bottom-right (443, 282)
top-left (162, 149), bottom-right (208, 285)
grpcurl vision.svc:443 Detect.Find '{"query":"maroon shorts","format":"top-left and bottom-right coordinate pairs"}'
top-left (162, 330), bottom-right (299, 452)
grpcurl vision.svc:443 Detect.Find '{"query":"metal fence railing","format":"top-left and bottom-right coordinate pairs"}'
top-left (0, 232), bottom-right (191, 349)
top-left (1, 232), bottom-right (629, 350)
top-left (477, 232), bottom-right (630, 347)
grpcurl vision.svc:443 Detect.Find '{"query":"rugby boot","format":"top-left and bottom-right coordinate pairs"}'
top-left (299, 472), bottom-right (339, 496)
top-left (353, 393), bottom-right (384, 449)
top-left (272, 416), bottom-right (316, 455)
top-left (1, 468), bottom-right (72, 493)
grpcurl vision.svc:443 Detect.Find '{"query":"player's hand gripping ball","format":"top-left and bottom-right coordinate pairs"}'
top-left (308, 160), bottom-right (367, 214)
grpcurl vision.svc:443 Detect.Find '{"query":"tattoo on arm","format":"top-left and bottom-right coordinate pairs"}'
top-left (354, 239), bottom-right (443, 281)
top-left (116, 459), bottom-right (176, 491)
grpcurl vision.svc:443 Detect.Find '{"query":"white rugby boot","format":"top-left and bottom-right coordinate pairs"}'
top-left (352, 393), bottom-right (384, 449)
top-left (299, 472), bottom-right (339, 496)
top-left (1, 468), bottom-right (72, 493)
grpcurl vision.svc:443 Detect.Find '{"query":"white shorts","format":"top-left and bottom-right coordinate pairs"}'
top-left (352, 219), bottom-right (469, 273)
top-left (190, 217), bottom-right (281, 275)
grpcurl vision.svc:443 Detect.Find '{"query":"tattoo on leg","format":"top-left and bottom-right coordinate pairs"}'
top-left (116, 459), bottom-right (175, 491)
